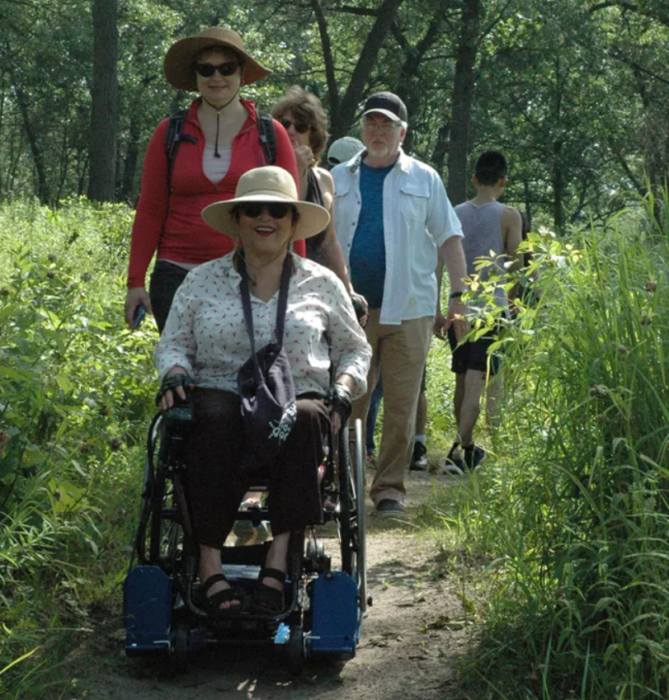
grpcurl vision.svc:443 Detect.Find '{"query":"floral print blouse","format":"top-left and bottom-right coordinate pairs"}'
top-left (155, 252), bottom-right (371, 399)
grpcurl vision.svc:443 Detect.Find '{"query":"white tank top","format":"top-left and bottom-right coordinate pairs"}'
top-left (203, 144), bottom-right (232, 183)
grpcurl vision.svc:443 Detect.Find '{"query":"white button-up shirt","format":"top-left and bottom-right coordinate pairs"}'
top-left (155, 252), bottom-right (371, 398)
top-left (332, 149), bottom-right (463, 325)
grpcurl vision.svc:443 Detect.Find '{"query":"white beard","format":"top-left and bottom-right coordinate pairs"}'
top-left (366, 142), bottom-right (390, 159)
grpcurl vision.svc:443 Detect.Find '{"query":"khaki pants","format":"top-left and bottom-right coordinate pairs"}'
top-left (352, 311), bottom-right (432, 506)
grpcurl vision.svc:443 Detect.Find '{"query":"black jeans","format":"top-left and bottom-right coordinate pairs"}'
top-left (149, 260), bottom-right (190, 334)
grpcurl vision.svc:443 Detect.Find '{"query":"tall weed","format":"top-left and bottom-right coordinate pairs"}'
top-left (433, 217), bottom-right (669, 698)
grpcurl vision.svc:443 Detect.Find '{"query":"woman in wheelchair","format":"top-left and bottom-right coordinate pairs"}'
top-left (154, 166), bottom-right (371, 618)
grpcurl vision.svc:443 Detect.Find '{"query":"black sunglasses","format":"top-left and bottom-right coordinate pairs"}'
top-left (236, 203), bottom-right (297, 219)
top-left (279, 117), bottom-right (310, 134)
top-left (195, 61), bottom-right (240, 78)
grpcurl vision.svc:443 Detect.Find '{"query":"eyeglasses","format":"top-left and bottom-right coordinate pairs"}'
top-left (236, 203), bottom-right (296, 219)
top-left (195, 61), bottom-right (240, 78)
top-left (361, 118), bottom-right (401, 134)
top-left (279, 117), bottom-right (311, 134)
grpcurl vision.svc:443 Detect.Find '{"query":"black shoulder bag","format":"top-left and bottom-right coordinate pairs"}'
top-left (236, 254), bottom-right (297, 474)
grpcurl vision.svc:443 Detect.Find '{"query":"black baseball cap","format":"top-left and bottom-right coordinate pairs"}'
top-left (362, 92), bottom-right (408, 123)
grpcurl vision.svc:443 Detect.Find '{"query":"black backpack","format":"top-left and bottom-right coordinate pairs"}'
top-left (164, 110), bottom-right (277, 192)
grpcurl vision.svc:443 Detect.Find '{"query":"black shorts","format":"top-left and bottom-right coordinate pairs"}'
top-left (448, 326), bottom-right (501, 376)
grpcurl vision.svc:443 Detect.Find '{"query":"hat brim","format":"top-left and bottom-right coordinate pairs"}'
top-left (362, 108), bottom-right (402, 122)
top-left (202, 195), bottom-right (330, 242)
top-left (164, 37), bottom-right (271, 92)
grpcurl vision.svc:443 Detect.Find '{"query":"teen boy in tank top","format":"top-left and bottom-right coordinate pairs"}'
top-left (442, 151), bottom-right (523, 473)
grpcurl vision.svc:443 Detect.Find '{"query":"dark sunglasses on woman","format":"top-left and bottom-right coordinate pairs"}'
top-left (236, 203), bottom-right (297, 219)
top-left (278, 118), bottom-right (310, 134)
top-left (195, 61), bottom-right (240, 78)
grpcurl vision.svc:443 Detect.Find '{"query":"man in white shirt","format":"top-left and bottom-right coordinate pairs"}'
top-left (332, 92), bottom-right (467, 516)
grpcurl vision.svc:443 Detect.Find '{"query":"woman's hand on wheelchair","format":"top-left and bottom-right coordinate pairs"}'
top-left (157, 367), bottom-right (192, 411)
top-left (331, 379), bottom-right (353, 433)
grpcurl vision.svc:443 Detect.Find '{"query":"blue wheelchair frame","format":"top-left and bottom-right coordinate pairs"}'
top-left (123, 401), bottom-right (368, 674)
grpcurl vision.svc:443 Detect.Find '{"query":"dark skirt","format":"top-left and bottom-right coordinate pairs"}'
top-left (187, 389), bottom-right (329, 548)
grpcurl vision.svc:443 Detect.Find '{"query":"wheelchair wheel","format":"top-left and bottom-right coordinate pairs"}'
top-left (285, 626), bottom-right (305, 676)
top-left (353, 418), bottom-right (368, 612)
top-left (171, 622), bottom-right (191, 673)
top-left (138, 418), bottom-right (184, 574)
top-left (338, 418), bottom-right (368, 612)
top-left (135, 414), bottom-right (162, 564)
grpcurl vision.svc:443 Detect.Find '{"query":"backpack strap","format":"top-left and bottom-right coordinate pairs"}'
top-left (164, 109), bottom-right (190, 194)
top-left (257, 113), bottom-right (277, 166)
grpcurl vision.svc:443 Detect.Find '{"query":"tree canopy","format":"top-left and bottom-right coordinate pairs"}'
top-left (1, 0), bottom-right (668, 227)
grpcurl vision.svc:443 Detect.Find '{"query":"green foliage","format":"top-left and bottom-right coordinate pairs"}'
top-left (2, 0), bottom-right (669, 221)
top-left (427, 210), bottom-right (669, 698)
top-left (0, 199), bottom-right (156, 697)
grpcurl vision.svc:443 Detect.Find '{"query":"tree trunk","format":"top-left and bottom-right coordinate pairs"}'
top-left (523, 180), bottom-right (533, 230)
top-left (120, 117), bottom-right (141, 203)
top-left (332, 0), bottom-right (405, 138)
top-left (446, 0), bottom-right (481, 205)
top-left (391, 11), bottom-right (443, 152)
top-left (432, 122), bottom-right (450, 176)
top-left (553, 140), bottom-right (564, 233)
top-left (311, 0), bottom-right (340, 126)
top-left (13, 82), bottom-right (50, 204)
top-left (88, 0), bottom-right (119, 202)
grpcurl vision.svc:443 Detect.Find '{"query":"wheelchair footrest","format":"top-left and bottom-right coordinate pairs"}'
top-left (308, 571), bottom-right (359, 657)
top-left (123, 565), bottom-right (172, 654)
top-left (220, 542), bottom-right (271, 566)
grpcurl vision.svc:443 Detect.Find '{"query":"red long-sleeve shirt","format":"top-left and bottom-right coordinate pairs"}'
top-left (127, 98), bottom-right (303, 289)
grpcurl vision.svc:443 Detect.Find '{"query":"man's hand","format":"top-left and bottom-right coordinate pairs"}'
top-left (445, 297), bottom-right (468, 343)
top-left (125, 287), bottom-right (152, 330)
top-left (433, 309), bottom-right (448, 340)
top-left (350, 291), bottom-right (369, 327)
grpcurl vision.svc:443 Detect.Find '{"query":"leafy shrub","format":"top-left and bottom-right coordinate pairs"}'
top-left (432, 216), bottom-right (669, 699)
top-left (0, 199), bottom-right (156, 697)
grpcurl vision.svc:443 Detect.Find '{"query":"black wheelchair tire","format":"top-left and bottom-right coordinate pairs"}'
top-left (353, 418), bottom-right (368, 612)
top-left (285, 626), bottom-right (305, 676)
top-left (146, 421), bottom-right (184, 573)
top-left (338, 424), bottom-right (354, 574)
top-left (134, 414), bottom-right (162, 564)
top-left (337, 419), bottom-right (367, 610)
top-left (171, 623), bottom-right (191, 673)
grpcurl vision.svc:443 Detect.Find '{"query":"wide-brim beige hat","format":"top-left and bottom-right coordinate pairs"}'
top-left (164, 27), bottom-right (271, 91)
top-left (202, 166), bottom-right (330, 241)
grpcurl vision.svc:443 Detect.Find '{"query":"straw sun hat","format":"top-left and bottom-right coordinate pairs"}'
top-left (202, 167), bottom-right (330, 241)
top-left (164, 27), bottom-right (271, 92)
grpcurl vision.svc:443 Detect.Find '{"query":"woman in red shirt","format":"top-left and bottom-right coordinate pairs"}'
top-left (124, 27), bottom-right (301, 331)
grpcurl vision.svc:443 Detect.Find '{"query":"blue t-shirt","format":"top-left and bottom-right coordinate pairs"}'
top-left (349, 162), bottom-right (394, 309)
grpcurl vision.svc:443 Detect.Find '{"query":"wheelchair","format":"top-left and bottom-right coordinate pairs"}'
top-left (122, 391), bottom-right (369, 674)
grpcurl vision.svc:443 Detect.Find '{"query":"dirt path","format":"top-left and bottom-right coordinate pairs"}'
top-left (78, 472), bottom-right (470, 700)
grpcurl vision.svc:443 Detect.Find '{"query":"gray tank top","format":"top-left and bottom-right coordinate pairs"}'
top-left (454, 201), bottom-right (508, 312)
